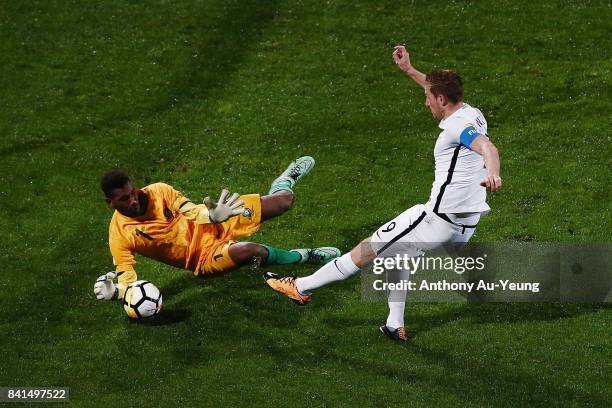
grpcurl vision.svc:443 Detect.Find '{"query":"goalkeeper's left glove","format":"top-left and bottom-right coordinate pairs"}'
top-left (93, 271), bottom-right (118, 300)
top-left (203, 189), bottom-right (245, 223)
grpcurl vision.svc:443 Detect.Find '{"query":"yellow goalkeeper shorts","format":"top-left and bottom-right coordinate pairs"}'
top-left (195, 194), bottom-right (262, 275)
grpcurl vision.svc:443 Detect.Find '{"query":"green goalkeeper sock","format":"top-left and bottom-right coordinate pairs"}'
top-left (262, 244), bottom-right (302, 265)
top-left (268, 178), bottom-right (293, 195)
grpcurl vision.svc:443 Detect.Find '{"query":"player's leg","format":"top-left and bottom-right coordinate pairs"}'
top-left (227, 242), bottom-right (341, 268)
top-left (265, 204), bottom-right (429, 305)
top-left (381, 214), bottom-right (477, 324)
top-left (377, 239), bottom-right (427, 342)
top-left (296, 238), bottom-right (374, 293)
top-left (268, 156), bottom-right (315, 195)
top-left (380, 265), bottom-right (412, 342)
top-left (260, 191), bottom-right (294, 221)
top-left (199, 241), bottom-right (340, 276)
top-left (377, 207), bottom-right (463, 342)
top-left (381, 222), bottom-right (476, 340)
top-left (226, 242), bottom-right (270, 266)
top-left (264, 237), bottom-right (374, 305)
top-left (228, 242), bottom-right (299, 266)
top-left (262, 156), bottom-right (315, 221)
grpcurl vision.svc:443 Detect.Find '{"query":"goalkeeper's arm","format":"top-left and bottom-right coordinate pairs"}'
top-left (171, 189), bottom-right (244, 224)
top-left (93, 268), bottom-right (137, 301)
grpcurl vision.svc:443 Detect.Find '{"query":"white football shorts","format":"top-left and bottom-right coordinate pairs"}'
top-left (370, 204), bottom-right (477, 257)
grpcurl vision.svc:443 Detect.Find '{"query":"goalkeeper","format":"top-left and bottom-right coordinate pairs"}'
top-left (94, 156), bottom-right (340, 301)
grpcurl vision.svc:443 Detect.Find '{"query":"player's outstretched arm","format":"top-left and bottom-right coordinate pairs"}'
top-left (171, 189), bottom-right (244, 224)
top-left (94, 269), bottom-right (137, 301)
top-left (393, 45), bottom-right (428, 90)
top-left (203, 189), bottom-right (245, 223)
top-left (470, 135), bottom-right (502, 192)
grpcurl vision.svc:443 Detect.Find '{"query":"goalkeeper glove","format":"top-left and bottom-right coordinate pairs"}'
top-left (93, 271), bottom-right (118, 300)
top-left (203, 189), bottom-right (245, 223)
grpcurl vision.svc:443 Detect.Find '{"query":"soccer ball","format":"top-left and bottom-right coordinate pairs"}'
top-left (123, 280), bottom-right (163, 319)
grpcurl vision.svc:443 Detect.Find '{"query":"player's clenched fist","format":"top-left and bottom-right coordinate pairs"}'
top-left (393, 45), bottom-right (413, 72)
top-left (94, 271), bottom-right (118, 300)
top-left (203, 189), bottom-right (245, 223)
top-left (480, 175), bottom-right (502, 192)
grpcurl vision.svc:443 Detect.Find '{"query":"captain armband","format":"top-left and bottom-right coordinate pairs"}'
top-left (459, 126), bottom-right (482, 150)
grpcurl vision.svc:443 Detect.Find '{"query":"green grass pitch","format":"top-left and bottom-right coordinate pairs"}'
top-left (0, 0), bottom-right (610, 406)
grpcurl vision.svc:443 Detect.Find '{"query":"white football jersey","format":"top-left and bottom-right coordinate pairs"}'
top-left (426, 103), bottom-right (491, 214)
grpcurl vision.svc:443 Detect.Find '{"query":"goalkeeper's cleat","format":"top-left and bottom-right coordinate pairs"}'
top-left (291, 247), bottom-right (341, 265)
top-left (263, 271), bottom-right (311, 305)
top-left (268, 156), bottom-right (315, 194)
top-left (379, 325), bottom-right (409, 342)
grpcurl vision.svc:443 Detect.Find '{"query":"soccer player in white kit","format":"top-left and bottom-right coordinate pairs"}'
top-left (264, 45), bottom-right (502, 341)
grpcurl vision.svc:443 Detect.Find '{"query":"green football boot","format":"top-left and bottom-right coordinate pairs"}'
top-left (290, 247), bottom-right (341, 265)
top-left (268, 156), bottom-right (316, 194)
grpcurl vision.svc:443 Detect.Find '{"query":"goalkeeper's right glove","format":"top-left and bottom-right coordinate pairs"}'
top-left (203, 189), bottom-right (245, 223)
top-left (93, 271), bottom-right (118, 300)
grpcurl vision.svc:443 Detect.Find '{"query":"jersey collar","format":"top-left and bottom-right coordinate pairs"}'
top-left (438, 102), bottom-right (469, 130)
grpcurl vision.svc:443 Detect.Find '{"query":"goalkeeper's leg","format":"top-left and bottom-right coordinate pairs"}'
top-left (268, 156), bottom-right (315, 195)
top-left (227, 242), bottom-right (340, 267)
top-left (261, 156), bottom-right (316, 221)
top-left (260, 191), bottom-right (295, 221)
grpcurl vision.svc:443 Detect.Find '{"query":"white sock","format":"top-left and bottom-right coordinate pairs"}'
top-left (385, 268), bottom-right (410, 330)
top-left (296, 252), bottom-right (360, 294)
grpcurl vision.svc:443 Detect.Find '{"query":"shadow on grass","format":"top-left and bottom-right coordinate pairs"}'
top-left (404, 302), bottom-right (612, 338)
top-left (158, 273), bottom-right (195, 298)
top-left (320, 300), bottom-right (611, 333)
top-left (108, 262), bottom-right (610, 406)
top-left (133, 308), bottom-right (192, 326)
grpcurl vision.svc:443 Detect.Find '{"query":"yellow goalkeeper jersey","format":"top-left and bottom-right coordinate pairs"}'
top-left (108, 183), bottom-right (211, 274)
top-left (107, 182), bottom-right (262, 298)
